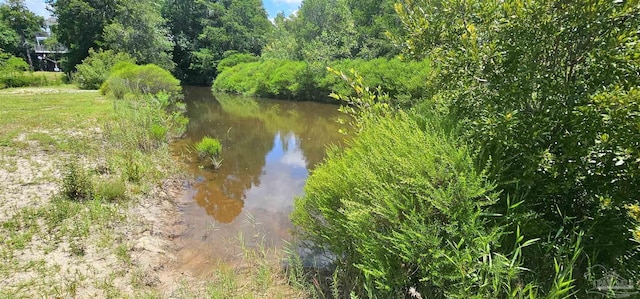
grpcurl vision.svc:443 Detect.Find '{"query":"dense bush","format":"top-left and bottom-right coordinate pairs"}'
top-left (73, 49), bottom-right (135, 90)
top-left (0, 53), bottom-right (28, 72)
top-left (292, 111), bottom-right (535, 298)
top-left (216, 52), bottom-right (259, 74)
top-left (395, 0), bottom-right (640, 294)
top-left (100, 62), bottom-right (182, 100)
top-left (321, 58), bottom-right (431, 106)
top-left (212, 58), bottom-right (430, 103)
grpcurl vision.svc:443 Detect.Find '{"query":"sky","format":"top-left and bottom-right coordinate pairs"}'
top-left (16, 0), bottom-right (301, 20)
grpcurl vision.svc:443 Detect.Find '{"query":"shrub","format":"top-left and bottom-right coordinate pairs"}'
top-left (0, 56), bottom-right (28, 72)
top-left (212, 58), bottom-right (430, 103)
top-left (0, 54), bottom-right (60, 89)
top-left (100, 62), bottom-right (182, 100)
top-left (74, 49), bottom-right (135, 90)
top-left (292, 112), bottom-right (531, 298)
top-left (61, 161), bottom-right (94, 201)
top-left (216, 52), bottom-right (259, 74)
top-left (397, 0), bottom-right (640, 293)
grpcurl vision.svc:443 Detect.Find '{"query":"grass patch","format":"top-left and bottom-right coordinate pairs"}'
top-left (0, 88), bottom-right (111, 147)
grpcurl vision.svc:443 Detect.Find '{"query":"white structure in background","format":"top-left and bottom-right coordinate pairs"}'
top-left (34, 18), bottom-right (67, 72)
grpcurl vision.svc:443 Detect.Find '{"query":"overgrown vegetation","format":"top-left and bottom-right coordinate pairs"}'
top-left (100, 62), bottom-right (183, 101)
top-left (73, 49), bottom-right (135, 90)
top-left (213, 57), bottom-right (431, 102)
top-left (290, 0), bottom-right (640, 298)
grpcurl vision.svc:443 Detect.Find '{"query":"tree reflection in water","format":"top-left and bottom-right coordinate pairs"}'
top-left (177, 87), bottom-right (349, 229)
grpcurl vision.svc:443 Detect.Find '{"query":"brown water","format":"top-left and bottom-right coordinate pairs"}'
top-left (172, 87), bottom-right (348, 271)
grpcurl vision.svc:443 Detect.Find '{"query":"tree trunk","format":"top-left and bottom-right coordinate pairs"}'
top-left (25, 47), bottom-right (33, 71)
top-left (21, 35), bottom-right (34, 71)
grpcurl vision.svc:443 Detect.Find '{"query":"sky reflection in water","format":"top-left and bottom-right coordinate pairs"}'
top-left (176, 88), bottom-right (348, 245)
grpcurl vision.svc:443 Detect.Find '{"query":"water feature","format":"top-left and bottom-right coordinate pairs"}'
top-left (172, 87), bottom-right (349, 272)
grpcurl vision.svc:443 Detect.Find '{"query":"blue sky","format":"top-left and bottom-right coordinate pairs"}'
top-left (18, 0), bottom-right (301, 20)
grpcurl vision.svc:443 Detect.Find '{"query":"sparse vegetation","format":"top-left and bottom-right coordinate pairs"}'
top-left (0, 75), bottom-right (186, 296)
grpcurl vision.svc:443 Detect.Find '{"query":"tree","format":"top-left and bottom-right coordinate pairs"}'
top-left (163, 0), bottom-right (272, 85)
top-left (346, 0), bottom-right (402, 58)
top-left (47, 0), bottom-right (118, 71)
top-left (261, 12), bottom-right (300, 60)
top-left (396, 0), bottom-right (640, 293)
top-left (0, 0), bottom-right (44, 69)
top-left (192, 0), bottom-right (272, 84)
top-left (102, 0), bottom-right (174, 70)
top-left (295, 0), bottom-right (357, 62)
top-left (0, 20), bottom-right (19, 54)
top-left (162, 0), bottom-right (209, 83)
top-left (49, 0), bottom-right (173, 71)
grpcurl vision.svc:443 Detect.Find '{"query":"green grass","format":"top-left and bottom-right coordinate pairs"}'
top-left (0, 88), bottom-right (111, 148)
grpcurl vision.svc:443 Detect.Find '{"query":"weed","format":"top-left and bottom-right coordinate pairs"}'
top-left (95, 177), bottom-right (127, 201)
top-left (115, 243), bottom-right (131, 265)
top-left (61, 161), bottom-right (94, 201)
top-left (195, 136), bottom-right (223, 169)
top-left (69, 239), bottom-right (86, 256)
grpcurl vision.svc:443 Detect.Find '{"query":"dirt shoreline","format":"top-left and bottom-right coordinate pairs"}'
top-left (0, 86), bottom-right (304, 298)
top-left (0, 145), bottom-right (198, 297)
top-left (0, 86), bottom-right (194, 297)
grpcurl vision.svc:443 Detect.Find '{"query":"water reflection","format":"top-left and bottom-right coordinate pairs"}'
top-left (176, 87), bottom-right (348, 229)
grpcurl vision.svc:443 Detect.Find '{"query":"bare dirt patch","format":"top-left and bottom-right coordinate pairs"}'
top-left (0, 140), bottom-right (192, 298)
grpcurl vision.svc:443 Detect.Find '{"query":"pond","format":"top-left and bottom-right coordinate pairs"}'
top-left (172, 87), bottom-right (349, 273)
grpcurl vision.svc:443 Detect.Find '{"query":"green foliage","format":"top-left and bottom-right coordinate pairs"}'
top-left (195, 136), bottom-right (223, 169)
top-left (396, 0), bottom-right (640, 293)
top-left (262, 0), bottom-right (402, 62)
top-left (0, 54), bottom-right (64, 88)
top-left (61, 161), bottom-right (94, 201)
top-left (0, 50), bottom-right (26, 71)
top-left (74, 49), bottom-right (135, 90)
top-left (49, 0), bottom-right (173, 71)
top-left (262, 0), bottom-right (357, 62)
top-left (324, 58), bottom-right (431, 106)
top-left (100, 62), bottom-right (182, 100)
top-left (48, 0), bottom-right (116, 70)
top-left (162, 0), bottom-right (272, 85)
top-left (213, 58), bottom-right (430, 103)
top-left (101, 1), bottom-right (174, 70)
top-left (195, 136), bottom-right (222, 159)
top-left (0, 21), bottom-right (19, 54)
top-left (216, 52), bottom-right (259, 74)
top-left (292, 111), bottom-right (533, 298)
top-left (0, 0), bottom-right (44, 68)
top-left (94, 178), bottom-right (126, 201)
